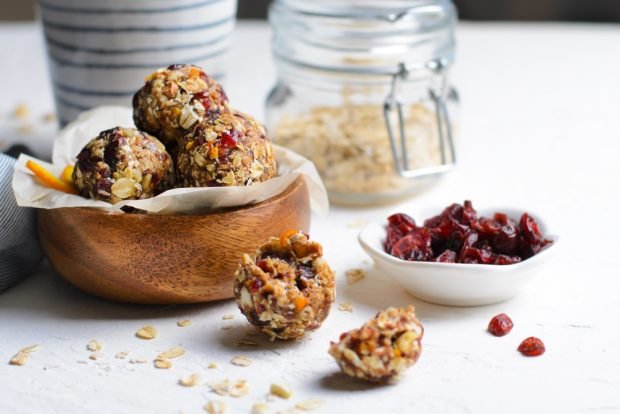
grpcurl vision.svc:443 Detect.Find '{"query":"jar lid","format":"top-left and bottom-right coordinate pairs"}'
top-left (270, 0), bottom-right (456, 77)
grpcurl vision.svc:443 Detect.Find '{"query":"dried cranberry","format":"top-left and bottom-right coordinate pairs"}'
top-left (256, 260), bottom-right (270, 272)
top-left (460, 247), bottom-right (496, 264)
top-left (435, 250), bottom-right (457, 262)
top-left (219, 131), bottom-right (238, 149)
top-left (193, 90), bottom-right (212, 110)
top-left (495, 254), bottom-right (521, 265)
top-left (493, 223), bottom-right (520, 255)
top-left (518, 337), bottom-right (545, 356)
top-left (388, 213), bottom-right (416, 230)
top-left (487, 313), bottom-right (514, 336)
top-left (390, 228), bottom-right (432, 261)
top-left (520, 213), bottom-right (543, 245)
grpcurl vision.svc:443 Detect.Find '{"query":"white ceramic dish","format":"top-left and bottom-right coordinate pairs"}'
top-left (358, 207), bottom-right (559, 307)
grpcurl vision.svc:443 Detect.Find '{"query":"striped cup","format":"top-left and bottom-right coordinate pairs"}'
top-left (38, 0), bottom-right (238, 124)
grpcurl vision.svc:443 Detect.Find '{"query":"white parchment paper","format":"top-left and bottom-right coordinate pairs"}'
top-left (12, 106), bottom-right (329, 215)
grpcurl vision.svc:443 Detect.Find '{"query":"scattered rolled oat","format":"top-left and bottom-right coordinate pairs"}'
top-left (203, 400), bottom-right (227, 414)
top-left (157, 346), bottom-right (186, 360)
top-left (230, 355), bottom-right (253, 367)
top-left (208, 362), bottom-right (218, 369)
top-left (154, 359), bottom-right (173, 369)
top-left (222, 314), bottom-right (235, 320)
top-left (270, 383), bottom-right (293, 399)
top-left (13, 103), bottom-right (29, 119)
top-left (209, 379), bottom-right (249, 398)
top-left (9, 344), bottom-right (39, 366)
top-left (178, 373), bottom-right (201, 387)
top-left (295, 399), bottom-right (323, 411)
top-left (115, 351), bottom-right (129, 359)
top-left (86, 339), bottom-right (103, 352)
top-left (338, 302), bottom-right (354, 312)
top-left (251, 403), bottom-right (270, 414)
top-left (129, 358), bottom-right (148, 364)
top-left (237, 339), bottom-right (258, 347)
top-left (136, 325), bottom-right (158, 340)
top-left (88, 353), bottom-right (101, 361)
top-left (177, 319), bottom-right (192, 327)
top-left (345, 269), bottom-right (366, 285)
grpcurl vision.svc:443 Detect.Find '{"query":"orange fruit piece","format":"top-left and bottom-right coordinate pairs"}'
top-left (294, 296), bottom-right (308, 312)
top-left (26, 160), bottom-right (78, 195)
top-left (279, 229), bottom-right (300, 247)
top-left (61, 165), bottom-right (74, 185)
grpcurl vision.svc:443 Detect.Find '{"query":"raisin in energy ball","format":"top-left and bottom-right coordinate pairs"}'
top-left (133, 64), bottom-right (229, 146)
top-left (177, 110), bottom-right (277, 187)
top-left (234, 231), bottom-right (335, 340)
top-left (73, 127), bottom-right (175, 204)
top-left (329, 306), bottom-right (423, 382)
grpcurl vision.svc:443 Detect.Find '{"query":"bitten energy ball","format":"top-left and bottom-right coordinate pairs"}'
top-left (329, 305), bottom-right (423, 382)
top-left (132, 64), bottom-right (229, 146)
top-left (234, 231), bottom-right (335, 340)
top-left (177, 110), bottom-right (277, 187)
top-left (73, 127), bottom-right (175, 204)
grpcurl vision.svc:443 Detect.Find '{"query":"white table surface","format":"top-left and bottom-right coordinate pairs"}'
top-left (1, 20), bottom-right (620, 414)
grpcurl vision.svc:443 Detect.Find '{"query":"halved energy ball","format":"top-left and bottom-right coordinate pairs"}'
top-left (329, 305), bottom-right (423, 382)
top-left (177, 110), bottom-right (277, 187)
top-left (132, 64), bottom-right (229, 147)
top-left (234, 231), bottom-right (336, 340)
top-left (72, 127), bottom-right (175, 204)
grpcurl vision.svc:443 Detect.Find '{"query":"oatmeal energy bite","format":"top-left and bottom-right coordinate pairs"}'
top-left (329, 305), bottom-right (423, 382)
top-left (234, 231), bottom-right (336, 340)
top-left (72, 127), bottom-right (175, 204)
top-left (177, 110), bottom-right (277, 187)
top-left (133, 64), bottom-right (229, 147)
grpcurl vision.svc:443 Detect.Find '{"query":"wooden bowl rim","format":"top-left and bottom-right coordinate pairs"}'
top-left (46, 176), bottom-right (307, 221)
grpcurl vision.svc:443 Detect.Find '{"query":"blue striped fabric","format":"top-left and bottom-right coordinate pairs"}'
top-left (0, 154), bottom-right (43, 293)
top-left (40, 0), bottom-right (238, 124)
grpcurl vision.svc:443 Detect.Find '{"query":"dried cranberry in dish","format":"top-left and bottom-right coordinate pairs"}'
top-left (72, 127), bottom-right (175, 204)
top-left (518, 336), bottom-right (545, 356)
top-left (487, 313), bottom-right (514, 337)
top-left (234, 231), bottom-right (335, 340)
top-left (132, 64), bottom-right (229, 147)
top-left (176, 110), bottom-right (277, 187)
top-left (385, 200), bottom-right (552, 264)
top-left (329, 305), bottom-right (423, 382)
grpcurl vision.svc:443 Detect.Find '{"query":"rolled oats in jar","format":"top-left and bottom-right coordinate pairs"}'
top-left (266, 0), bottom-right (458, 205)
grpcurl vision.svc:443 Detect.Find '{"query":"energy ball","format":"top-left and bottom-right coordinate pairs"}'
top-left (176, 110), bottom-right (277, 187)
top-left (132, 64), bottom-right (229, 146)
top-left (234, 231), bottom-right (336, 340)
top-left (329, 305), bottom-right (423, 382)
top-left (73, 127), bottom-right (175, 204)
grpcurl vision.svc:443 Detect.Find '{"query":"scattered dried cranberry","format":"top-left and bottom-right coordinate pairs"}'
top-left (384, 201), bottom-right (552, 265)
top-left (518, 336), bottom-right (545, 356)
top-left (487, 313), bottom-right (514, 336)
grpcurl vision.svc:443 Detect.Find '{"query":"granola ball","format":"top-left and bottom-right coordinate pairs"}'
top-left (177, 110), bottom-right (277, 187)
top-left (329, 305), bottom-right (423, 382)
top-left (133, 64), bottom-right (229, 146)
top-left (234, 231), bottom-right (336, 340)
top-left (73, 127), bottom-right (175, 204)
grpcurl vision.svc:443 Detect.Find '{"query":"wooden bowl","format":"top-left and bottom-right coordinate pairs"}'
top-left (38, 177), bottom-right (310, 304)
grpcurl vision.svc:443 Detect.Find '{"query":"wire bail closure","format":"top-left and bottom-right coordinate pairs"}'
top-left (383, 62), bottom-right (456, 179)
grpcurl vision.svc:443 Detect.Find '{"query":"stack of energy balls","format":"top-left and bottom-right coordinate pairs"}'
top-left (72, 64), bottom-right (277, 204)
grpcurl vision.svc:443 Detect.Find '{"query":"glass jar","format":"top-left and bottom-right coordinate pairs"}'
top-left (266, 0), bottom-right (458, 206)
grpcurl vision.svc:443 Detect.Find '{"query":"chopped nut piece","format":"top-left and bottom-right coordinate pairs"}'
top-left (251, 403), bottom-right (270, 414)
top-left (86, 339), bottom-right (103, 352)
top-left (222, 314), bottom-right (235, 320)
top-left (115, 352), bottom-right (128, 359)
top-left (270, 383), bottom-right (292, 399)
top-left (154, 358), bottom-right (173, 369)
top-left (208, 362), bottom-right (218, 369)
top-left (203, 400), bottom-right (227, 414)
top-left (295, 399), bottom-right (323, 411)
top-left (136, 325), bottom-right (158, 340)
top-left (157, 346), bottom-right (185, 360)
top-left (338, 302), bottom-right (354, 312)
top-left (230, 355), bottom-right (253, 367)
top-left (177, 319), bottom-right (192, 327)
top-left (179, 373), bottom-right (201, 387)
top-left (345, 269), bottom-right (366, 285)
top-left (9, 344), bottom-right (39, 366)
top-left (13, 103), bottom-right (29, 119)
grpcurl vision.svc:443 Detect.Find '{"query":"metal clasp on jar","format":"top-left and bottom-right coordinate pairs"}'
top-left (383, 61), bottom-right (456, 179)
